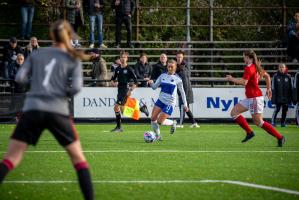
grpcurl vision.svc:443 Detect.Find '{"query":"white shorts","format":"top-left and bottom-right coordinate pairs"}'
top-left (239, 96), bottom-right (264, 114)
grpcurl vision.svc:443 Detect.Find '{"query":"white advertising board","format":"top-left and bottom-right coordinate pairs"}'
top-left (74, 87), bottom-right (296, 119)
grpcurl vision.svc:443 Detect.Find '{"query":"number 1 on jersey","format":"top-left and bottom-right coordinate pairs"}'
top-left (42, 58), bottom-right (56, 87)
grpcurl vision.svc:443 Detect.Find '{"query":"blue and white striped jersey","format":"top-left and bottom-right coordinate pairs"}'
top-left (150, 73), bottom-right (187, 107)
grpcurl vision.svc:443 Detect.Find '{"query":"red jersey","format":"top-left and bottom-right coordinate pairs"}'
top-left (242, 63), bottom-right (263, 98)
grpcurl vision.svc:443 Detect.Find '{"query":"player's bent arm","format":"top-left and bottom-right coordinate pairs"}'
top-left (177, 81), bottom-right (188, 108)
top-left (263, 71), bottom-right (272, 99)
top-left (150, 75), bottom-right (161, 90)
top-left (263, 71), bottom-right (271, 90)
top-left (226, 75), bottom-right (248, 86)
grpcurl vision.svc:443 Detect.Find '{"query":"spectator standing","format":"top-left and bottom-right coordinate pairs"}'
top-left (151, 53), bottom-right (167, 80)
top-left (24, 37), bottom-right (39, 58)
top-left (20, 0), bottom-right (37, 40)
top-left (65, 0), bottom-right (84, 47)
top-left (175, 51), bottom-right (199, 128)
top-left (111, 0), bottom-right (135, 48)
top-left (271, 64), bottom-right (293, 127)
top-left (293, 71), bottom-right (299, 127)
top-left (2, 37), bottom-right (23, 79)
top-left (134, 53), bottom-right (152, 87)
top-left (87, 0), bottom-right (107, 48)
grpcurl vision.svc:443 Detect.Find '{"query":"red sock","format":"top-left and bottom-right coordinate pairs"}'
top-left (74, 161), bottom-right (89, 171)
top-left (3, 159), bottom-right (14, 171)
top-left (261, 121), bottom-right (283, 140)
top-left (234, 115), bottom-right (253, 134)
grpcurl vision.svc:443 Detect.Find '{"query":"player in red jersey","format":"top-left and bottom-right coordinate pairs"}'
top-left (226, 50), bottom-right (285, 147)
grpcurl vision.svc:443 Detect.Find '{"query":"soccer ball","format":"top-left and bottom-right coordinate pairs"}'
top-left (144, 131), bottom-right (156, 143)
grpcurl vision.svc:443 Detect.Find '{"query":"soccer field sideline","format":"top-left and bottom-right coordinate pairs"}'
top-left (4, 179), bottom-right (299, 196)
top-left (1, 124), bottom-right (299, 200)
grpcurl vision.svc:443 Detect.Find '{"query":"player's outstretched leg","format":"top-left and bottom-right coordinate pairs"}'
top-left (252, 113), bottom-right (285, 147)
top-left (231, 104), bottom-right (255, 143)
top-left (259, 121), bottom-right (285, 147)
top-left (234, 115), bottom-right (255, 143)
top-left (0, 139), bottom-right (27, 183)
top-left (66, 141), bottom-right (94, 200)
top-left (151, 120), bottom-right (162, 141)
top-left (151, 106), bottom-right (163, 141)
top-left (160, 118), bottom-right (177, 134)
top-left (111, 104), bottom-right (123, 132)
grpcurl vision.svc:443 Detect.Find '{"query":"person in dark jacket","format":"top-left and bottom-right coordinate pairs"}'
top-left (287, 12), bottom-right (299, 61)
top-left (2, 37), bottom-right (23, 79)
top-left (87, 0), bottom-right (107, 48)
top-left (271, 64), bottom-right (293, 127)
top-left (111, 0), bottom-right (135, 48)
top-left (151, 53), bottom-right (167, 80)
top-left (175, 51), bottom-right (199, 128)
top-left (293, 71), bottom-right (299, 127)
top-left (8, 54), bottom-right (26, 93)
top-left (65, 0), bottom-right (84, 47)
top-left (134, 53), bottom-right (152, 87)
top-left (287, 24), bottom-right (299, 62)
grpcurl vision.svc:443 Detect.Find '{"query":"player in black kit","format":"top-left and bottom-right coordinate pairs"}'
top-left (110, 51), bottom-right (149, 132)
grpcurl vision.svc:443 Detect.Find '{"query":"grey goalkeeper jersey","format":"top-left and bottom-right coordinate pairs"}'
top-left (16, 47), bottom-right (83, 116)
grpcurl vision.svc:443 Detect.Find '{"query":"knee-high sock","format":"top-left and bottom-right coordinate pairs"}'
top-left (74, 162), bottom-right (94, 200)
top-left (234, 115), bottom-right (253, 134)
top-left (271, 104), bottom-right (281, 124)
top-left (151, 121), bottom-right (160, 135)
top-left (162, 119), bottom-right (174, 126)
top-left (281, 104), bottom-right (288, 125)
top-left (179, 104), bottom-right (185, 125)
top-left (115, 111), bottom-right (121, 128)
top-left (0, 159), bottom-right (14, 184)
top-left (186, 110), bottom-right (196, 124)
top-left (260, 121), bottom-right (283, 140)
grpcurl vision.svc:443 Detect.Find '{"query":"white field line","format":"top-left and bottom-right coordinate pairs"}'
top-left (4, 179), bottom-right (299, 196)
top-left (1, 150), bottom-right (299, 153)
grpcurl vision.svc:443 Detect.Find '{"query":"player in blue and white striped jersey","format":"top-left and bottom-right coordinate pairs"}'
top-left (147, 59), bottom-right (189, 140)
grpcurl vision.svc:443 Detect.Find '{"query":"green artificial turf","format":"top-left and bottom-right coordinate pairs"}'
top-left (0, 124), bottom-right (298, 200)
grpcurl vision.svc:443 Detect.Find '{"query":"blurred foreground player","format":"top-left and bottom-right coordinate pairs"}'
top-left (0, 20), bottom-right (94, 200)
top-left (226, 50), bottom-right (285, 147)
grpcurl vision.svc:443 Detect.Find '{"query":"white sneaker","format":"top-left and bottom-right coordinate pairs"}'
top-left (100, 44), bottom-right (108, 48)
top-left (89, 44), bottom-right (94, 48)
top-left (176, 125), bottom-right (184, 128)
top-left (190, 123), bottom-right (200, 128)
top-left (170, 120), bottom-right (177, 134)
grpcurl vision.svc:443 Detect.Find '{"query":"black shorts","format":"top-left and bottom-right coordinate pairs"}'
top-left (11, 110), bottom-right (78, 146)
top-left (116, 86), bottom-right (128, 105)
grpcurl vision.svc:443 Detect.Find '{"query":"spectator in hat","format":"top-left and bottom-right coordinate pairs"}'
top-left (2, 37), bottom-right (23, 79)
